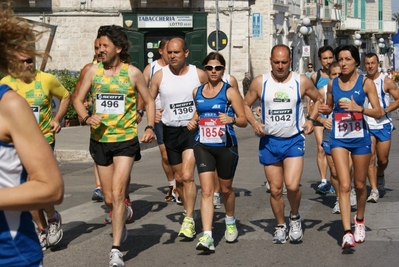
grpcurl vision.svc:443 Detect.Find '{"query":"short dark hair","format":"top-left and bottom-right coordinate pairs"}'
top-left (97, 25), bottom-right (130, 62)
top-left (318, 45), bottom-right (334, 58)
top-left (159, 37), bottom-right (171, 49)
top-left (308, 63), bottom-right (313, 67)
top-left (364, 52), bottom-right (379, 63)
top-left (202, 52), bottom-right (226, 67)
top-left (334, 45), bottom-right (360, 67)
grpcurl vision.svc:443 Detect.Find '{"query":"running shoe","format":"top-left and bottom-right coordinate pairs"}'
top-left (38, 229), bottom-right (48, 251)
top-left (366, 189), bottom-right (379, 203)
top-left (350, 187), bottom-right (357, 207)
top-left (282, 184), bottom-right (287, 195)
top-left (47, 211), bottom-right (63, 247)
top-left (272, 225), bottom-right (288, 244)
top-left (91, 187), bottom-right (104, 202)
top-left (165, 186), bottom-right (175, 202)
top-left (196, 234), bottom-right (215, 251)
top-left (109, 249), bottom-right (124, 267)
top-left (178, 217), bottom-right (196, 239)
top-left (125, 198), bottom-right (133, 221)
top-left (316, 181), bottom-right (330, 195)
top-left (341, 233), bottom-right (356, 249)
top-left (172, 189), bottom-right (182, 205)
top-left (104, 199), bottom-right (133, 224)
top-left (224, 219), bottom-right (238, 243)
top-left (213, 194), bottom-right (222, 209)
top-left (332, 200), bottom-right (340, 214)
top-left (289, 217), bottom-right (303, 242)
top-left (105, 211), bottom-right (113, 224)
top-left (353, 216), bottom-right (366, 243)
top-left (265, 181), bottom-right (271, 193)
top-left (329, 185), bottom-right (336, 195)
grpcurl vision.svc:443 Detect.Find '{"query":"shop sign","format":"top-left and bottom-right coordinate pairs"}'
top-left (138, 15), bottom-right (193, 28)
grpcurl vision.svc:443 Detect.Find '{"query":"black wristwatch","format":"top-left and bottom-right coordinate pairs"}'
top-left (144, 125), bottom-right (154, 132)
top-left (137, 110), bottom-right (144, 117)
top-left (231, 116), bottom-right (236, 125)
top-left (308, 118), bottom-right (316, 125)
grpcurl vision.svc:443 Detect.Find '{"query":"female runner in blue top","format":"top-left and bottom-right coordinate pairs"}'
top-left (320, 45), bottom-right (384, 249)
top-left (187, 52), bottom-right (247, 252)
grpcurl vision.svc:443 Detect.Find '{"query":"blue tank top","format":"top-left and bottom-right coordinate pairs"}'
top-left (329, 75), bottom-right (371, 148)
top-left (0, 84), bottom-right (42, 267)
top-left (194, 81), bottom-right (237, 147)
top-left (316, 76), bottom-right (330, 90)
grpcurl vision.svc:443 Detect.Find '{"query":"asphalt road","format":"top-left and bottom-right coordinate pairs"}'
top-left (44, 113), bottom-right (399, 267)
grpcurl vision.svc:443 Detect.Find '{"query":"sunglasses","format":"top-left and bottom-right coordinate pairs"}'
top-left (21, 58), bottom-right (34, 64)
top-left (204, 65), bottom-right (224, 71)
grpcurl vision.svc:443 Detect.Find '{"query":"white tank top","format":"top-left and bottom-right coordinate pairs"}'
top-left (260, 72), bottom-right (305, 137)
top-left (159, 64), bottom-right (201, 127)
top-left (364, 73), bottom-right (392, 128)
top-left (222, 73), bottom-right (230, 84)
top-left (149, 61), bottom-right (163, 110)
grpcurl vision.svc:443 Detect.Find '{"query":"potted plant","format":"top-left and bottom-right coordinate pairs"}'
top-left (334, 3), bottom-right (342, 9)
top-left (47, 69), bottom-right (80, 127)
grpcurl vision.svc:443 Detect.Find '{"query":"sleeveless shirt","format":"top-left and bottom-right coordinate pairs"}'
top-left (260, 72), bottom-right (305, 137)
top-left (159, 64), bottom-right (201, 127)
top-left (0, 85), bottom-right (42, 266)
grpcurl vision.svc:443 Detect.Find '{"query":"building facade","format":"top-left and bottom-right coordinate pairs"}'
top-left (15, 0), bottom-right (398, 92)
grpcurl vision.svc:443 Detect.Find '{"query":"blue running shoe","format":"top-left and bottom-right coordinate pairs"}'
top-left (92, 188), bottom-right (104, 202)
top-left (316, 182), bottom-right (330, 195)
top-left (329, 185), bottom-right (336, 194)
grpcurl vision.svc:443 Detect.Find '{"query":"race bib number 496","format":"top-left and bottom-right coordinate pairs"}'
top-left (334, 112), bottom-right (364, 139)
top-left (199, 118), bottom-right (226, 144)
top-left (96, 93), bottom-right (125, 115)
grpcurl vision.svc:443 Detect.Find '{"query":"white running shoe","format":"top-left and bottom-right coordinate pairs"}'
top-left (367, 189), bottom-right (379, 203)
top-left (332, 200), bottom-right (340, 214)
top-left (109, 249), bottom-right (124, 267)
top-left (350, 188), bottom-right (357, 207)
top-left (213, 194), bottom-right (222, 209)
top-left (272, 225), bottom-right (288, 244)
top-left (342, 233), bottom-right (356, 249)
top-left (47, 211), bottom-right (63, 247)
top-left (289, 217), bottom-right (303, 242)
top-left (353, 216), bottom-right (366, 243)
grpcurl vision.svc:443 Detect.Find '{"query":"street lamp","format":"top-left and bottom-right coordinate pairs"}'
top-left (378, 38), bottom-right (386, 53)
top-left (299, 17), bottom-right (312, 45)
top-left (354, 33), bottom-right (362, 47)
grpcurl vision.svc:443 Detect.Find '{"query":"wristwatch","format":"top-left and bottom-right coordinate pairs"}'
top-left (144, 125), bottom-right (155, 132)
top-left (384, 107), bottom-right (389, 114)
top-left (137, 110), bottom-right (144, 117)
top-left (231, 116), bottom-right (236, 125)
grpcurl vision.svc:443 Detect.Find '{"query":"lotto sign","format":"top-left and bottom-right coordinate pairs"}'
top-left (302, 46), bottom-right (310, 57)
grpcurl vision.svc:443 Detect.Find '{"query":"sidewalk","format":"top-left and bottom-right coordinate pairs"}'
top-left (54, 116), bottom-right (157, 162)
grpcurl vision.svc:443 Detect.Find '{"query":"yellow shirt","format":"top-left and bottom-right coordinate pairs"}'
top-left (0, 71), bottom-right (70, 144)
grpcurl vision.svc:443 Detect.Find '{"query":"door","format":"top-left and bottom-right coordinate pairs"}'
top-left (185, 30), bottom-right (207, 69)
top-left (126, 31), bottom-right (145, 70)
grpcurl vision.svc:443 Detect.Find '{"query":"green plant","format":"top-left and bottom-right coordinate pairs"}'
top-left (395, 74), bottom-right (399, 82)
top-left (47, 69), bottom-right (80, 120)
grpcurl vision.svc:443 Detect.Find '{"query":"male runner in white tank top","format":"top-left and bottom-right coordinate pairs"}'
top-left (149, 37), bottom-right (208, 239)
top-left (364, 53), bottom-right (399, 202)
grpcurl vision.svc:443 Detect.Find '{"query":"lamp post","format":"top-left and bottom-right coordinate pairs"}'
top-left (378, 38), bottom-right (386, 70)
top-left (298, 17), bottom-right (312, 73)
top-left (354, 33), bottom-right (363, 71)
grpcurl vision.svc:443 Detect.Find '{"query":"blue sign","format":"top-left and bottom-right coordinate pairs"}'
top-left (252, 13), bottom-right (262, 39)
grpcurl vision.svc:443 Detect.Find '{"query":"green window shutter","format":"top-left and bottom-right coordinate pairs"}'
top-left (185, 30), bottom-right (207, 69)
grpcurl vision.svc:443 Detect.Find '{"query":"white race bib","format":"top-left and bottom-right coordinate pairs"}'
top-left (96, 93), bottom-right (125, 115)
top-left (269, 108), bottom-right (292, 127)
top-left (334, 112), bottom-right (364, 139)
top-left (169, 101), bottom-right (195, 121)
top-left (31, 106), bottom-right (40, 123)
top-left (199, 118), bottom-right (226, 143)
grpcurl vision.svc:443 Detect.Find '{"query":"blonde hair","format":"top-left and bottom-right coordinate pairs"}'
top-left (0, 1), bottom-right (48, 82)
